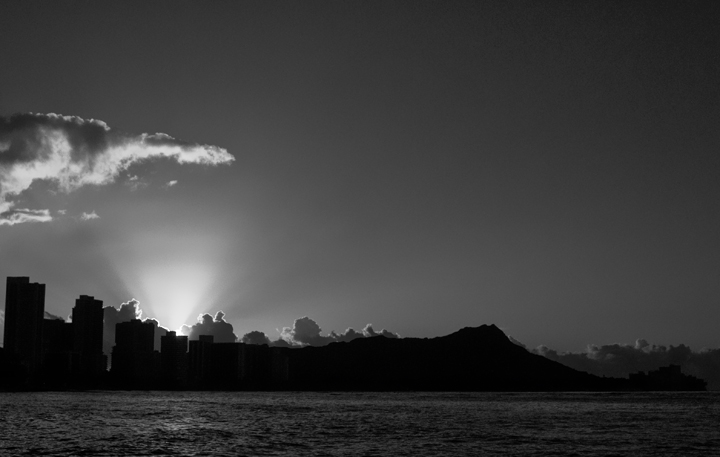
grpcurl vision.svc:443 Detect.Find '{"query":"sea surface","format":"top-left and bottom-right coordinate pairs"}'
top-left (0, 391), bottom-right (718, 456)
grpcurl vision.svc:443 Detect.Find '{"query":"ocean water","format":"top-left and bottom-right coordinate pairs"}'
top-left (0, 391), bottom-right (718, 456)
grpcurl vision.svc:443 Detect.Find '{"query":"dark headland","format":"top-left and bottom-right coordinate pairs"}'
top-left (268, 324), bottom-right (706, 392)
top-left (0, 323), bottom-right (706, 391)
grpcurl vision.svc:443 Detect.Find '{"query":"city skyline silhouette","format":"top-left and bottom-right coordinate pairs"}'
top-left (1, 276), bottom-right (708, 392)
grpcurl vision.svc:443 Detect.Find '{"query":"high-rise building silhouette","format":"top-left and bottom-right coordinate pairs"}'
top-left (111, 319), bottom-right (157, 387)
top-left (72, 295), bottom-right (104, 382)
top-left (207, 342), bottom-right (243, 389)
top-left (189, 334), bottom-right (213, 388)
top-left (4, 277), bottom-right (45, 379)
top-left (41, 317), bottom-right (74, 387)
top-left (160, 331), bottom-right (188, 389)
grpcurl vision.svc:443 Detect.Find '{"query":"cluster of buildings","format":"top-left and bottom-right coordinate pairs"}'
top-left (1, 277), bottom-right (288, 390)
top-left (628, 364), bottom-right (707, 391)
top-left (2, 277), bottom-right (105, 388)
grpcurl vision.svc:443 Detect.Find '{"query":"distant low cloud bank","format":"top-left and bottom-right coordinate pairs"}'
top-left (0, 113), bottom-right (234, 225)
top-left (531, 339), bottom-right (720, 390)
top-left (276, 316), bottom-right (400, 346)
top-left (238, 316), bottom-right (400, 348)
top-left (171, 313), bottom-right (400, 348)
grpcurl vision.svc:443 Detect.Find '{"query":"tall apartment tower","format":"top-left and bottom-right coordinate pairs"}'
top-left (71, 295), bottom-right (105, 382)
top-left (189, 334), bottom-right (214, 388)
top-left (160, 331), bottom-right (189, 389)
top-left (111, 319), bottom-right (157, 387)
top-left (3, 277), bottom-right (46, 377)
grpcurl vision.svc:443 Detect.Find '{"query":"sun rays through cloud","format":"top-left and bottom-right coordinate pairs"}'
top-left (134, 263), bottom-right (217, 331)
top-left (99, 224), bottom-right (239, 333)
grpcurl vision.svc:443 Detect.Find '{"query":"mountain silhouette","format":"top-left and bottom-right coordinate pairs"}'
top-left (278, 325), bottom-right (704, 391)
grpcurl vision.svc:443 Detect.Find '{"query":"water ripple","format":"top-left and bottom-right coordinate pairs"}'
top-left (0, 391), bottom-right (719, 456)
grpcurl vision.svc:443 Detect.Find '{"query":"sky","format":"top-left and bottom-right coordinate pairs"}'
top-left (1, 0), bottom-right (718, 354)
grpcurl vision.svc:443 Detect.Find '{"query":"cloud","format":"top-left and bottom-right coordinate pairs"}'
top-left (125, 174), bottom-right (147, 191)
top-left (0, 112), bottom-right (234, 225)
top-left (0, 208), bottom-right (52, 226)
top-left (358, 323), bottom-right (400, 340)
top-left (102, 298), bottom-right (168, 360)
top-left (165, 180), bottom-right (178, 188)
top-left (241, 330), bottom-right (272, 345)
top-left (179, 311), bottom-right (237, 343)
top-left (279, 316), bottom-right (330, 346)
top-left (80, 211), bottom-right (99, 220)
top-left (269, 337), bottom-right (292, 348)
top-left (43, 311), bottom-right (65, 321)
top-left (508, 335), bottom-right (527, 349)
top-left (277, 316), bottom-right (400, 347)
top-left (534, 339), bottom-right (720, 390)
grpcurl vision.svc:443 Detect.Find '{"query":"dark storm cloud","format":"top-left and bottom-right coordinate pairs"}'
top-left (0, 112), bottom-right (234, 225)
top-left (180, 311), bottom-right (237, 343)
top-left (535, 340), bottom-right (720, 390)
top-left (103, 298), bottom-right (168, 356)
top-left (278, 316), bottom-right (400, 347)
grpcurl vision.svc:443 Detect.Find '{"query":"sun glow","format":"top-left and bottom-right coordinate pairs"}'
top-left (104, 241), bottom-right (226, 331)
top-left (133, 262), bottom-right (217, 331)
